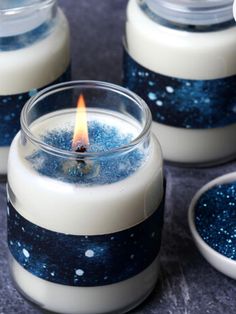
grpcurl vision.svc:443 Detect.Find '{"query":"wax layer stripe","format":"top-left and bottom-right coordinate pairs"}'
top-left (123, 50), bottom-right (236, 129)
top-left (0, 66), bottom-right (70, 147)
top-left (0, 21), bottom-right (53, 51)
top-left (7, 196), bottom-right (165, 287)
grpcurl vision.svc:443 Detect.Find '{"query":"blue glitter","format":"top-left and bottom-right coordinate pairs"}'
top-left (123, 50), bottom-right (236, 129)
top-left (27, 121), bottom-right (145, 185)
top-left (195, 182), bottom-right (236, 260)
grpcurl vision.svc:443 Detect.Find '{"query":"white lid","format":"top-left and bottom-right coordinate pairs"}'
top-left (0, 0), bottom-right (56, 37)
top-left (142, 0), bottom-right (234, 25)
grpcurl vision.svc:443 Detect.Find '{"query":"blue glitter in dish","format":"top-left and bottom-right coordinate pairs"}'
top-left (195, 182), bottom-right (236, 260)
top-left (27, 121), bottom-right (145, 185)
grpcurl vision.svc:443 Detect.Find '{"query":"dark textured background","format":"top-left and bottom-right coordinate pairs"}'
top-left (0, 0), bottom-right (236, 313)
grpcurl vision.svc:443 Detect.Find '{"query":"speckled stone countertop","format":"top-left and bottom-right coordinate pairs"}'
top-left (0, 1), bottom-right (236, 313)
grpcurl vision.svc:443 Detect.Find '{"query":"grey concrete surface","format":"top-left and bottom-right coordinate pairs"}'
top-left (0, 1), bottom-right (235, 313)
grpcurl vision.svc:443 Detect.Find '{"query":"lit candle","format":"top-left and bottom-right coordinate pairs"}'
top-left (7, 81), bottom-right (164, 314)
top-left (0, 0), bottom-right (70, 177)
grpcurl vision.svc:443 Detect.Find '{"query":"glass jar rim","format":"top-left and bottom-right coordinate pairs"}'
top-left (0, 0), bottom-right (55, 14)
top-left (20, 80), bottom-right (152, 160)
top-left (0, 0), bottom-right (56, 37)
top-left (141, 0), bottom-right (234, 26)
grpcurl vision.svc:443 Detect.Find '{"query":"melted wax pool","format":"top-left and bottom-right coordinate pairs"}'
top-left (195, 182), bottom-right (236, 260)
top-left (27, 121), bottom-right (145, 185)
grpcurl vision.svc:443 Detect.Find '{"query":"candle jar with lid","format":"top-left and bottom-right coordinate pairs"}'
top-left (0, 0), bottom-right (70, 177)
top-left (7, 81), bottom-right (164, 314)
top-left (124, 0), bottom-right (236, 166)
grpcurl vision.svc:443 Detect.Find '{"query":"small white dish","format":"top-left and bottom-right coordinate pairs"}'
top-left (188, 171), bottom-right (236, 280)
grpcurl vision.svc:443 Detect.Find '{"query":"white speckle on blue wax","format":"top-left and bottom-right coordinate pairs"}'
top-left (75, 269), bottom-right (84, 276)
top-left (10, 241), bottom-right (13, 246)
top-left (166, 86), bottom-right (174, 93)
top-left (85, 249), bottom-right (95, 258)
top-left (110, 236), bottom-right (115, 240)
top-left (104, 276), bottom-right (108, 280)
top-left (148, 92), bottom-right (157, 101)
top-left (51, 271), bottom-right (55, 277)
top-left (7, 206), bottom-right (9, 216)
top-left (204, 98), bottom-right (210, 103)
top-left (17, 242), bottom-right (21, 247)
top-left (156, 100), bottom-right (163, 106)
top-left (130, 233), bottom-right (134, 238)
top-left (84, 236), bottom-right (88, 239)
top-left (22, 248), bottom-right (30, 258)
top-left (185, 82), bottom-right (191, 86)
top-left (29, 89), bottom-right (38, 97)
top-left (130, 254), bottom-right (135, 259)
top-left (151, 232), bottom-right (155, 238)
top-left (22, 227), bottom-right (25, 232)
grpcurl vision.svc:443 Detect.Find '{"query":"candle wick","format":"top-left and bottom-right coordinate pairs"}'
top-left (75, 145), bottom-right (87, 165)
top-left (75, 145), bottom-right (87, 153)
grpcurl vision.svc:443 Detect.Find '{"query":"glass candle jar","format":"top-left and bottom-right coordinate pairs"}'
top-left (124, 0), bottom-right (236, 166)
top-left (0, 0), bottom-right (70, 177)
top-left (7, 81), bottom-right (164, 314)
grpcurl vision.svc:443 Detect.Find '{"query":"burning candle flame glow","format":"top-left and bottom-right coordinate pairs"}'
top-left (72, 94), bottom-right (89, 151)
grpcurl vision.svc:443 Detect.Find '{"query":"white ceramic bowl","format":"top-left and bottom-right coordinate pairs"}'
top-left (188, 172), bottom-right (236, 280)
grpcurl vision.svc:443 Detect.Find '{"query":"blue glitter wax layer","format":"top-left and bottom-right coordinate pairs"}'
top-left (0, 67), bottom-right (70, 147)
top-left (8, 197), bottom-right (164, 286)
top-left (195, 182), bottom-right (236, 260)
top-left (123, 50), bottom-right (236, 129)
top-left (27, 121), bottom-right (145, 185)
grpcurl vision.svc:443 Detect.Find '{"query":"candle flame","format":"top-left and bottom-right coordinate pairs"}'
top-left (72, 94), bottom-right (89, 151)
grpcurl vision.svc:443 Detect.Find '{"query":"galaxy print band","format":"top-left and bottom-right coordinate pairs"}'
top-left (7, 196), bottom-right (165, 287)
top-left (123, 50), bottom-right (236, 129)
top-left (0, 67), bottom-right (70, 147)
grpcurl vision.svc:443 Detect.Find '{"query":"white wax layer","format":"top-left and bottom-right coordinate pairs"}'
top-left (152, 122), bottom-right (236, 165)
top-left (8, 108), bottom-right (163, 313)
top-left (0, 9), bottom-right (70, 95)
top-left (126, 0), bottom-right (236, 80)
top-left (126, 0), bottom-right (236, 165)
top-left (9, 109), bottom-right (164, 234)
top-left (0, 147), bottom-right (9, 176)
top-left (11, 256), bottom-right (159, 314)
